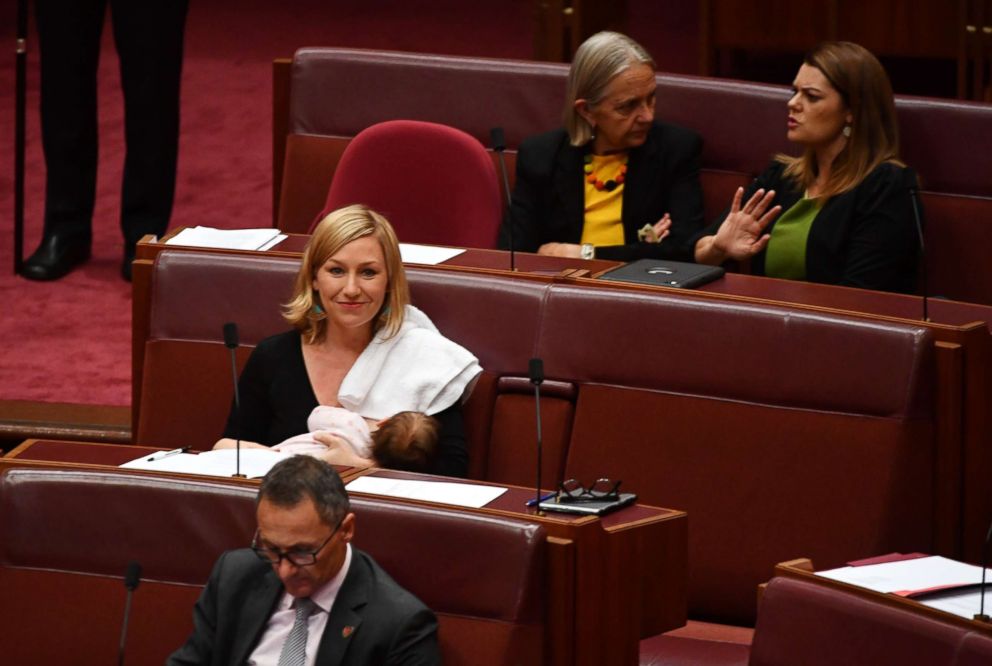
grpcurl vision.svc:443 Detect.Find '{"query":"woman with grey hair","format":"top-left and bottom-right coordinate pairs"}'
top-left (499, 31), bottom-right (704, 261)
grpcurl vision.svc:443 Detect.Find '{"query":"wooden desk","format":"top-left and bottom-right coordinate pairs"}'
top-left (137, 229), bottom-right (621, 276)
top-left (750, 557), bottom-right (992, 665)
top-left (770, 558), bottom-right (992, 636)
top-left (2, 439), bottom-right (366, 486)
top-left (357, 468), bottom-right (687, 664)
top-left (3, 439), bottom-right (688, 666)
top-left (132, 236), bottom-right (992, 562)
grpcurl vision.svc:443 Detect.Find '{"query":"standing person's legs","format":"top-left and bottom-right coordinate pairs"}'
top-left (111, 0), bottom-right (189, 280)
top-left (24, 0), bottom-right (107, 281)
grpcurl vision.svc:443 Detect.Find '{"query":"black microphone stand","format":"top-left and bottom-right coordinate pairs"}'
top-left (14, 0), bottom-right (28, 274)
top-left (908, 175), bottom-right (928, 322)
top-left (118, 561), bottom-right (141, 666)
top-left (975, 518), bottom-right (992, 622)
top-left (490, 127), bottom-right (515, 272)
top-left (529, 358), bottom-right (544, 515)
top-left (223, 323), bottom-right (245, 478)
top-left (229, 343), bottom-right (244, 478)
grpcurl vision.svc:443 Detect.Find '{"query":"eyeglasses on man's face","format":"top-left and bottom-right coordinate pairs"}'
top-left (251, 514), bottom-right (344, 567)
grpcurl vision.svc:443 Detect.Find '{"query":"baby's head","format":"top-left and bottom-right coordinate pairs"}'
top-left (371, 411), bottom-right (440, 473)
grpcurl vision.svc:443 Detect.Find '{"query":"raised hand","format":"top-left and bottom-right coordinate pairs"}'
top-left (698, 187), bottom-right (781, 263)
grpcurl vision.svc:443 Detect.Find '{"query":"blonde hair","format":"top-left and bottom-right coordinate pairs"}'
top-left (283, 204), bottom-right (409, 343)
top-left (563, 31), bottom-right (655, 147)
top-left (777, 41), bottom-right (903, 198)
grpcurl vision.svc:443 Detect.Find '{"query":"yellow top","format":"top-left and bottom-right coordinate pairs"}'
top-left (581, 153), bottom-right (626, 246)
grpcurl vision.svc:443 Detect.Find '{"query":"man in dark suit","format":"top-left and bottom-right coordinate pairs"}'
top-left (25, 0), bottom-right (188, 282)
top-left (168, 456), bottom-right (440, 665)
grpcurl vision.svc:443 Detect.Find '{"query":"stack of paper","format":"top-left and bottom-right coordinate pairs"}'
top-left (121, 448), bottom-right (289, 479)
top-left (165, 227), bottom-right (286, 251)
top-left (398, 243), bottom-right (465, 265)
top-left (818, 555), bottom-right (990, 619)
top-left (345, 475), bottom-right (506, 508)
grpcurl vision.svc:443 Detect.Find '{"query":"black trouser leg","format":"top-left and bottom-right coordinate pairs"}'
top-left (110, 0), bottom-right (189, 253)
top-left (34, 0), bottom-right (107, 243)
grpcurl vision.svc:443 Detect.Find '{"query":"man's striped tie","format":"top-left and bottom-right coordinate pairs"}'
top-left (277, 597), bottom-right (315, 666)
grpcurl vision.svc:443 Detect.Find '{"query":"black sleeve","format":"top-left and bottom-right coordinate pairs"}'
top-left (659, 129), bottom-right (706, 260)
top-left (499, 135), bottom-right (549, 253)
top-left (838, 165), bottom-right (919, 293)
top-left (384, 608), bottom-right (441, 666)
top-left (222, 342), bottom-right (274, 445)
top-left (428, 403), bottom-right (468, 478)
top-left (166, 552), bottom-right (226, 665)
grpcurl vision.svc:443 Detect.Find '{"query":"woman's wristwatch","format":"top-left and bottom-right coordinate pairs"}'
top-left (580, 243), bottom-right (595, 260)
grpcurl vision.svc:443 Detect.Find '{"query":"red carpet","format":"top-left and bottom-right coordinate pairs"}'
top-left (0, 1), bottom-right (697, 406)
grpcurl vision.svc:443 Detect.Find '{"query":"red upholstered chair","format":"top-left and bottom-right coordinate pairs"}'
top-left (312, 119), bottom-right (503, 249)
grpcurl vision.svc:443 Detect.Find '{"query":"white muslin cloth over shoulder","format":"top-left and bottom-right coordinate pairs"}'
top-left (337, 305), bottom-right (483, 419)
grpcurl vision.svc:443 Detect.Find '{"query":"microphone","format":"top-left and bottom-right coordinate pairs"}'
top-left (529, 358), bottom-right (544, 513)
top-left (907, 170), bottom-right (928, 322)
top-left (118, 561), bottom-right (142, 666)
top-left (976, 518), bottom-right (992, 622)
top-left (490, 127), bottom-right (516, 272)
top-left (223, 322), bottom-right (245, 478)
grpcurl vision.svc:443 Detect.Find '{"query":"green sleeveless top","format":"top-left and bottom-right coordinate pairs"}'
top-left (764, 196), bottom-right (822, 280)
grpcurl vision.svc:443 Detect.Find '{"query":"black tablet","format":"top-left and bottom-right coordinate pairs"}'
top-left (538, 492), bottom-right (637, 516)
top-left (598, 259), bottom-right (725, 289)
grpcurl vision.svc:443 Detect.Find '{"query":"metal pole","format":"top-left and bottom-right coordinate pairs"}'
top-left (14, 0), bottom-right (28, 274)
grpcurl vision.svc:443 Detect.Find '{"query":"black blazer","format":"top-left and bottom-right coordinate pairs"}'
top-left (167, 548), bottom-right (440, 666)
top-left (500, 122), bottom-right (705, 261)
top-left (696, 160), bottom-right (920, 294)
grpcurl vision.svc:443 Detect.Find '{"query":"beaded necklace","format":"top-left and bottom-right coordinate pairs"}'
top-left (584, 153), bottom-right (628, 192)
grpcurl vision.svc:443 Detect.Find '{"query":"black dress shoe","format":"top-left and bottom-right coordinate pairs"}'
top-left (22, 234), bottom-right (91, 281)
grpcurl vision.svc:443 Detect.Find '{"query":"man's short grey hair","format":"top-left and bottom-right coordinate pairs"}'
top-left (258, 456), bottom-right (349, 526)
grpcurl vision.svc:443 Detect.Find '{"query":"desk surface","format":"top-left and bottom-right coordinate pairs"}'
top-left (2, 439), bottom-right (688, 665)
top-left (142, 231), bottom-right (992, 332)
top-left (773, 558), bottom-right (992, 636)
top-left (145, 230), bottom-right (623, 277)
top-left (3, 439), bottom-right (364, 483)
top-left (130, 234), bottom-right (992, 565)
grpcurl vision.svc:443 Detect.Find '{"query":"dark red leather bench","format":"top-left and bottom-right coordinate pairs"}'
top-left (135, 250), bottom-right (949, 639)
top-left (275, 47), bottom-right (992, 305)
top-left (536, 282), bottom-right (936, 627)
top-left (0, 467), bottom-right (554, 665)
top-left (749, 574), bottom-right (992, 666)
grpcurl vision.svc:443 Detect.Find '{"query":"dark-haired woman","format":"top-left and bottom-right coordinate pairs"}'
top-left (694, 41), bottom-right (919, 294)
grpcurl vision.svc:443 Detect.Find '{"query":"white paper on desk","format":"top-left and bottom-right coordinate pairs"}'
top-left (817, 556), bottom-right (985, 596)
top-left (399, 243), bottom-right (465, 265)
top-left (918, 586), bottom-right (992, 619)
top-left (120, 448), bottom-right (290, 479)
top-left (166, 227), bottom-right (286, 251)
top-left (345, 475), bottom-right (506, 508)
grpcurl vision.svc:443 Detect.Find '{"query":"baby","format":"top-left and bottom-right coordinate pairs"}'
top-left (273, 406), bottom-right (440, 472)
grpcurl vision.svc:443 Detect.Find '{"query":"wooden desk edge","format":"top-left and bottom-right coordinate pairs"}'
top-left (770, 558), bottom-right (992, 635)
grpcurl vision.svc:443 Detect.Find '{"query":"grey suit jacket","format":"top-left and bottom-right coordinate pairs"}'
top-left (167, 548), bottom-right (440, 665)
